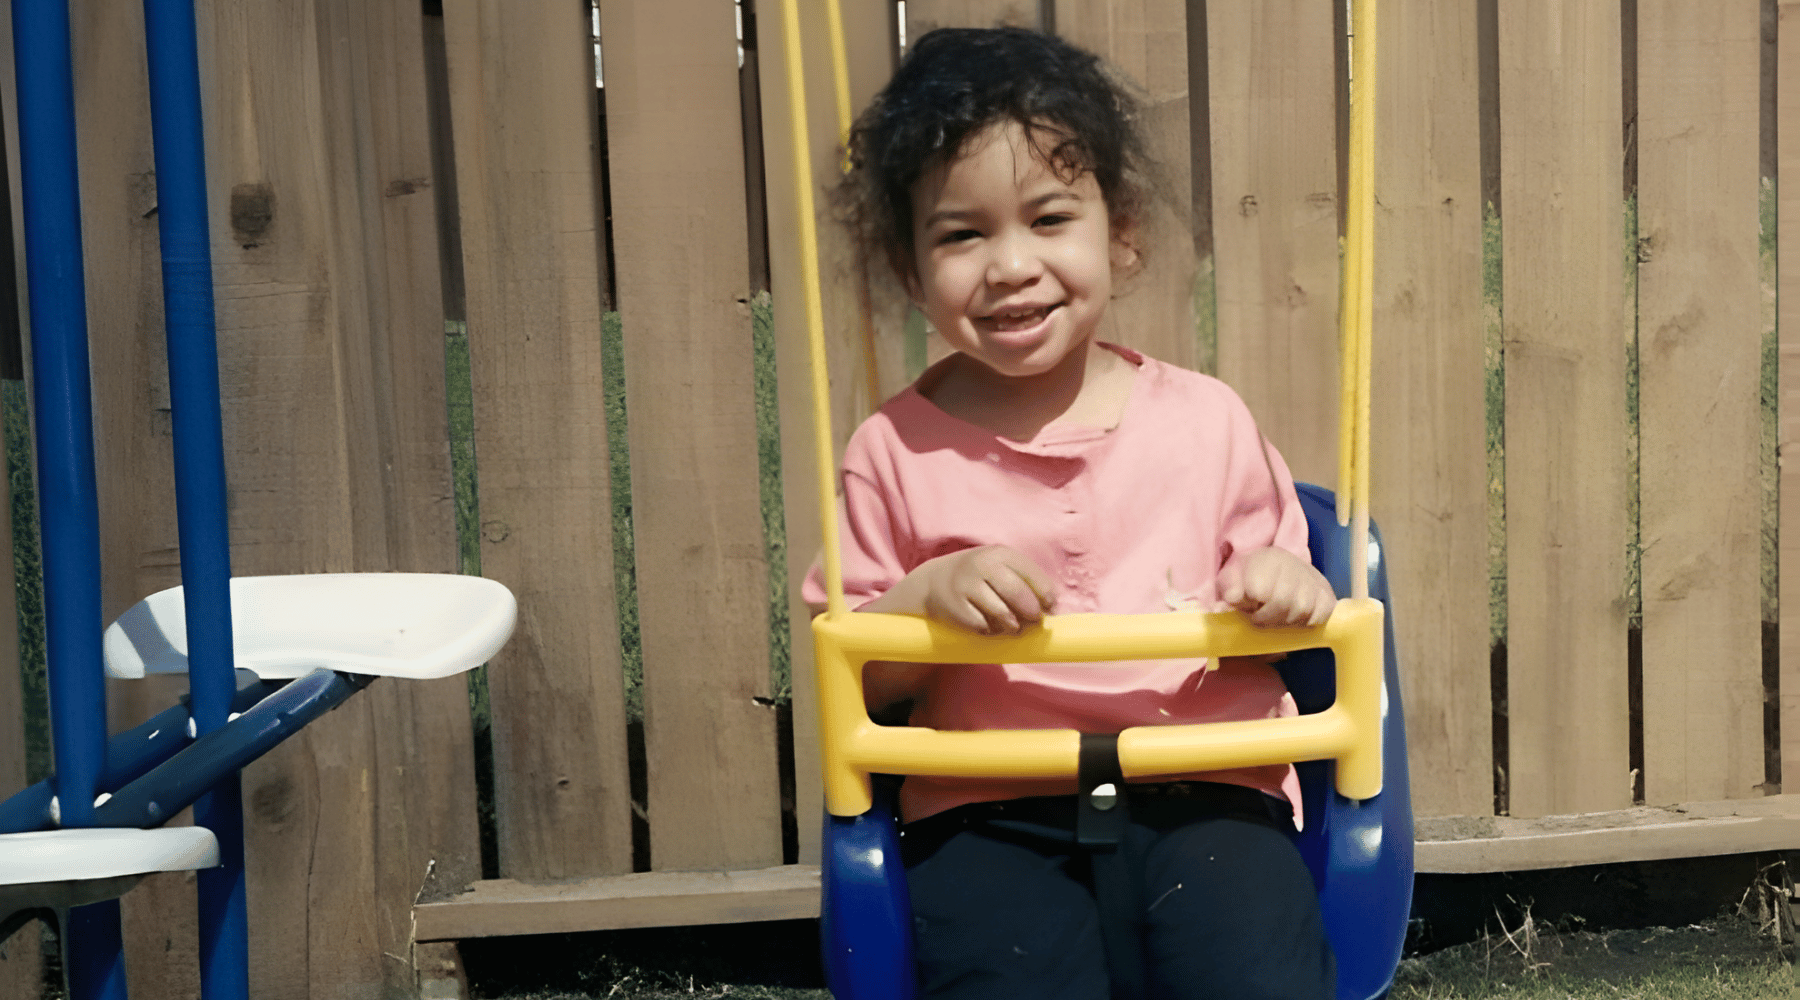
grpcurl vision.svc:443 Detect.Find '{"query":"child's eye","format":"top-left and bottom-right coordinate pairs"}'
top-left (939, 229), bottom-right (980, 245)
top-left (1034, 214), bottom-right (1071, 228)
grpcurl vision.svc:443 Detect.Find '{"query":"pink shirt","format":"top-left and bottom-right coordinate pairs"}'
top-left (805, 345), bottom-right (1309, 824)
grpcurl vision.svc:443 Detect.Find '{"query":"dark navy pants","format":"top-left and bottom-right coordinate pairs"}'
top-left (901, 784), bottom-right (1335, 1000)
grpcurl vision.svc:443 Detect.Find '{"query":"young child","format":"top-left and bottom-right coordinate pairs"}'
top-left (805, 26), bottom-right (1338, 1000)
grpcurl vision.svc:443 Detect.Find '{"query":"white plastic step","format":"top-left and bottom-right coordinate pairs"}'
top-left (104, 573), bottom-right (517, 680)
top-left (0, 826), bottom-right (219, 885)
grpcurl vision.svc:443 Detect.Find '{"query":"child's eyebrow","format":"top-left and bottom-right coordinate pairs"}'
top-left (920, 207), bottom-right (979, 229)
top-left (921, 191), bottom-right (1083, 230)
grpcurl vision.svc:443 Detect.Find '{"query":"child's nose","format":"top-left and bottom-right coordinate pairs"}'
top-left (985, 230), bottom-right (1043, 285)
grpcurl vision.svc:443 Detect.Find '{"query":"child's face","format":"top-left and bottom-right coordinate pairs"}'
top-left (907, 121), bottom-right (1129, 381)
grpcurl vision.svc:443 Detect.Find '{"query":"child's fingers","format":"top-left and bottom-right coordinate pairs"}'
top-left (955, 574), bottom-right (1029, 634)
top-left (1304, 582), bottom-right (1337, 626)
top-left (995, 549), bottom-right (1059, 612)
top-left (1264, 572), bottom-right (1336, 628)
top-left (1224, 549), bottom-right (1338, 627)
top-left (939, 589), bottom-right (1006, 634)
top-left (1216, 561), bottom-right (1247, 609)
top-left (986, 572), bottom-right (1050, 630)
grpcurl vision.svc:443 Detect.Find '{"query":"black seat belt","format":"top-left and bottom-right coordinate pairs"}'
top-left (1078, 733), bottom-right (1147, 998)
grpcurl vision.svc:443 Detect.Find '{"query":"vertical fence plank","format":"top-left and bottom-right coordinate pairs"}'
top-left (1497, 0), bottom-right (1630, 818)
top-left (307, 6), bottom-right (484, 995)
top-left (1206, 0), bottom-right (1341, 486)
top-left (902, 0), bottom-right (1043, 34)
top-left (759, 0), bottom-right (897, 870)
top-left (1638, 0), bottom-right (1766, 804)
top-left (598, 0), bottom-right (782, 873)
top-left (1054, 0), bottom-right (1200, 373)
top-left (1372, 0), bottom-right (1492, 818)
top-left (442, 0), bottom-right (633, 879)
top-left (1779, 0), bottom-right (1800, 792)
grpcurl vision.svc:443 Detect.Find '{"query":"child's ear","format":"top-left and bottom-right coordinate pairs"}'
top-left (1110, 223), bottom-right (1143, 277)
top-left (901, 262), bottom-right (924, 303)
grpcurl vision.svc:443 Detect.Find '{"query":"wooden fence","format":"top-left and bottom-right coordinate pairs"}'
top-left (0, 0), bottom-right (1797, 996)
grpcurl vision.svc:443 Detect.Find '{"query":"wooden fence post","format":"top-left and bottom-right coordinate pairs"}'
top-left (441, 0), bottom-right (634, 880)
top-left (1056, 0), bottom-right (1202, 374)
top-left (597, 0), bottom-right (782, 874)
top-left (1637, 0), bottom-right (1765, 804)
top-left (1372, 0), bottom-right (1492, 818)
top-left (758, 0), bottom-right (899, 869)
top-left (1206, 0), bottom-right (1343, 487)
top-left (1497, 0), bottom-right (1631, 818)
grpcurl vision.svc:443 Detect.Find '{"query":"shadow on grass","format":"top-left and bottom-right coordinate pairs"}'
top-left (461, 918), bottom-right (828, 1000)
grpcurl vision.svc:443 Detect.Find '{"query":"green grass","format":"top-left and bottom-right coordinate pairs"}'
top-left (752, 293), bottom-right (793, 704)
top-left (1391, 917), bottom-right (1794, 1000)
top-left (1483, 206), bottom-right (1506, 647)
top-left (1762, 178), bottom-right (1779, 628)
top-left (1194, 254), bottom-right (1218, 377)
top-left (3, 379), bottom-right (45, 784)
top-left (601, 310), bottom-right (646, 721)
top-left (1625, 195), bottom-right (1642, 631)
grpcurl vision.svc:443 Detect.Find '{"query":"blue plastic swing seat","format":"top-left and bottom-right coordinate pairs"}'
top-left (821, 482), bottom-right (1415, 1000)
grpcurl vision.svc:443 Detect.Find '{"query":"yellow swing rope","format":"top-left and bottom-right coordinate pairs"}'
top-left (782, 0), bottom-right (1386, 814)
top-left (1338, 0), bottom-right (1378, 599)
top-left (777, 0), bottom-right (849, 617)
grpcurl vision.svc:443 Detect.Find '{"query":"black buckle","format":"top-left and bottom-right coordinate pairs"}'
top-left (1076, 732), bottom-right (1127, 850)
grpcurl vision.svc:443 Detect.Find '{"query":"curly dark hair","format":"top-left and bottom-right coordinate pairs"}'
top-left (840, 26), bottom-right (1152, 280)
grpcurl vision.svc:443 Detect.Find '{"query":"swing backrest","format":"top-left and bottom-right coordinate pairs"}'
top-left (820, 482), bottom-right (1414, 1000)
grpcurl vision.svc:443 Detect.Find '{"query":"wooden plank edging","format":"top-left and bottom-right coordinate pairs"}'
top-left (417, 796), bottom-right (1800, 940)
top-left (412, 865), bottom-right (823, 941)
top-left (1417, 795), bottom-right (1800, 873)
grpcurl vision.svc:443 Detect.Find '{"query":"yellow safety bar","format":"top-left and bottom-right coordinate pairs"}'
top-left (778, 0), bottom-right (1384, 818)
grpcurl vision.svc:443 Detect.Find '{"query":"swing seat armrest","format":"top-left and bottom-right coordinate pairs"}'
top-left (813, 598), bottom-right (1385, 816)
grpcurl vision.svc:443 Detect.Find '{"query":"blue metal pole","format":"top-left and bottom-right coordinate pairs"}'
top-left (139, 1), bottom-right (244, 997)
top-left (7, 2), bottom-right (125, 998)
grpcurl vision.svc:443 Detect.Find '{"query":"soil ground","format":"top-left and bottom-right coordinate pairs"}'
top-left (464, 914), bottom-right (1796, 1000)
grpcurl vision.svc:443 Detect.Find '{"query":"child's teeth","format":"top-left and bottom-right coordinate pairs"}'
top-left (992, 307), bottom-right (1045, 330)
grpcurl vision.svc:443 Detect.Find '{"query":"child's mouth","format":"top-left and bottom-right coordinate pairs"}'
top-left (980, 304), bottom-right (1057, 334)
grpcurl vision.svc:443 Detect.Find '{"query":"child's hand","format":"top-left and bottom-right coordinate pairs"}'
top-left (921, 545), bottom-right (1059, 634)
top-left (1217, 547), bottom-right (1337, 628)
top-left (859, 545), bottom-right (1057, 634)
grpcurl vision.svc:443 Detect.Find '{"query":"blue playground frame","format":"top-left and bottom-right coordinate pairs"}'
top-left (6, 0), bottom-right (250, 995)
top-left (0, 3), bottom-right (478, 999)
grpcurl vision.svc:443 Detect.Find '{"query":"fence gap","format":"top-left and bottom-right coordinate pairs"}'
top-left (737, 0), bottom-right (795, 865)
top-left (740, 1), bottom-right (772, 295)
top-left (420, 0), bottom-right (500, 882)
top-left (585, 2), bottom-right (652, 873)
top-left (1622, 0), bottom-right (1645, 805)
top-left (1762, 0), bottom-right (1782, 794)
top-left (1184, 0), bottom-right (1215, 376)
top-left (1777, 0), bottom-right (1800, 795)
top-left (1477, 0), bottom-right (1507, 816)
